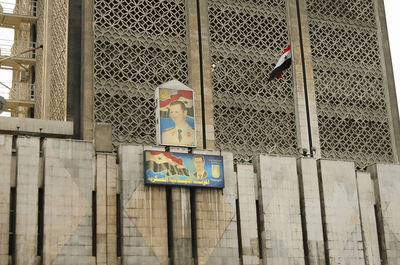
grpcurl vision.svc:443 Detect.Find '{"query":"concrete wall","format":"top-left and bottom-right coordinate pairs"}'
top-left (0, 135), bottom-right (12, 265)
top-left (1, 135), bottom-right (400, 265)
top-left (371, 164), bottom-right (400, 265)
top-left (257, 155), bottom-right (305, 265)
top-left (317, 160), bottom-right (364, 265)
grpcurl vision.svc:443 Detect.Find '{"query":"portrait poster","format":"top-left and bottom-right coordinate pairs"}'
top-left (157, 87), bottom-right (196, 147)
top-left (144, 150), bottom-right (224, 188)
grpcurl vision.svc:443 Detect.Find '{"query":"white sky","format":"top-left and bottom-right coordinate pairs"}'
top-left (0, 1), bottom-right (399, 118)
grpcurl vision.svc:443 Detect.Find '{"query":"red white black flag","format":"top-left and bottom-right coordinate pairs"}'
top-left (268, 45), bottom-right (292, 81)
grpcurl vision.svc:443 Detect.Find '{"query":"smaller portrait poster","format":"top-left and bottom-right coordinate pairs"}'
top-left (157, 87), bottom-right (196, 147)
top-left (144, 150), bottom-right (224, 188)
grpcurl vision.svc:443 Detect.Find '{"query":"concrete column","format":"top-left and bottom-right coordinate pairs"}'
top-left (186, 0), bottom-right (204, 148)
top-left (317, 160), bottom-right (364, 265)
top-left (169, 147), bottom-right (192, 265)
top-left (370, 164), bottom-right (400, 265)
top-left (15, 137), bottom-right (40, 265)
top-left (171, 187), bottom-right (193, 265)
top-left (0, 135), bottom-right (12, 264)
top-left (257, 155), bottom-right (305, 265)
top-left (42, 139), bottom-right (93, 265)
top-left (196, 151), bottom-right (239, 265)
top-left (356, 171), bottom-right (381, 265)
top-left (297, 158), bottom-right (325, 265)
top-left (375, 0), bottom-right (400, 163)
top-left (287, 0), bottom-right (321, 158)
top-left (96, 154), bottom-right (107, 264)
top-left (106, 154), bottom-right (118, 265)
top-left (236, 164), bottom-right (260, 265)
top-left (119, 145), bottom-right (168, 265)
top-left (198, 0), bottom-right (216, 149)
top-left (81, 0), bottom-right (94, 141)
top-left (96, 153), bottom-right (118, 265)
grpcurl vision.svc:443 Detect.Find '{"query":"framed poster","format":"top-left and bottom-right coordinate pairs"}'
top-left (144, 150), bottom-right (224, 188)
top-left (157, 87), bottom-right (196, 147)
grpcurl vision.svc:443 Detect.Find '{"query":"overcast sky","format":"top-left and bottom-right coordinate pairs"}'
top-left (1, 1), bottom-right (399, 118)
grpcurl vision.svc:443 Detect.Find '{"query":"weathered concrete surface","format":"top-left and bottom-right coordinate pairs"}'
top-left (257, 155), bottom-right (305, 265)
top-left (119, 145), bottom-right (168, 265)
top-left (236, 164), bottom-right (260, 265)
top-left (96, 154), bottom-right (118, 265)
top-left (0, 135), bottom-right (12, 264)
top-left (42, 139), bottom-right (93, 265)
top-left (194, 150), bottom-right (239, 265)
top-left (356, 171), bottom-right (381, 265)
top-left (0, 117), bottom-right (73, 137)
top-left (297, 158), bottom-right (325, 265)
top-left (15, 137), bottom-right (40, 265)
top-left (371, 164), bottom-right (400, 265)
top-left (318, 160), bottom-right (364, 265)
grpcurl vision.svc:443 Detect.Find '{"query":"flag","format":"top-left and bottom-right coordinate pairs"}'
top-left (159, 89), bottom-right (194, 118)
top-left (268, 45), bottom-right (292, 81)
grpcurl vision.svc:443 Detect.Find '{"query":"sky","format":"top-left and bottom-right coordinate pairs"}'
top-left (0, 1), bottom-right (399, 118)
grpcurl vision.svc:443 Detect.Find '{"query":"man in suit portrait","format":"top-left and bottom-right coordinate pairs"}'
top-left (193, 155), bottom-right (207, 179)
top-left (162, 100), bottom-right (195, 146)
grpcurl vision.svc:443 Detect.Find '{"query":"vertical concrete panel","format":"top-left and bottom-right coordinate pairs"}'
top-left (371, 164), bottom-right (400, 265)
top-left (171, 187), bottom-right (192, 265)
top-left (297, 158), bottom-right (325, 265)
top-left (106, 154), bottom-right (118, 265)
top-left (0, 135), bottom-right (12, 264)
top-left (356, 172), bottom-right (381, 265)
top-left (169, 147), bottom-right (192, 265)
top-left (257, 155), bottom-right (304, 265)
top-left (119, 145), bottom-right (168, 265)
top-left (236, 164), bottom-right (259, 265)
top-left (15, 137), bottom-right (40, 265)
top-left (196, 151), bottom-right (239, 265)
top-left (43, 139), bottom-right (93, 265)
top-left (318, 160), bottom-right (364, 265)
top-left (96, 154), bottom-right (107, 264)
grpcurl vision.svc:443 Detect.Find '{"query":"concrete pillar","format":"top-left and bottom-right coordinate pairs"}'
top-left (119, 145), bottom-right (168, 265)
top-left (356, 171), bottom-right (381, 265)
top-left (370, 164), bottom-right (400, 265)
top-left (317, 160), bottom-right (364, 265)
top-left (198, 0), bottom-right (216, 149)
top-left (236, 164), bottom-right (260, 265)
top-left (297, 158), bottom-right (325, 265)
top-left (0, 135), bottom-right (12, 264)
top-left (96, 153), bottom-right (118, 265)
top-left (106, 154), bottom-right (118, 264)
top-left (169, 147), bottom-right (193, 265)
top-left (96, 154), bottom-right (107, 264)
top-left (42, 139), bottom-right (93, 265)
top-left (15, 137), bottom-right (40, 265)
top-left (196, 151), bottom-right (239, 265)
top-left (257, 155), bottom-right (305, 265)
top-left (171, 186), bottom-right (193, 265)
top-left (287, 0), bottom-right (321, 157)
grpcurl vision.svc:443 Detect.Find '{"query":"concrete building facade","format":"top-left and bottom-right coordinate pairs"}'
top-left (0, 0), bottom-right (400, 264)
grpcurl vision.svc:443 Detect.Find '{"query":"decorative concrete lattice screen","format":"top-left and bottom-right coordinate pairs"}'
top-left (93, 0), bottom-right (188, 147)
top-left (49, 0), bottom-right (68, 120)
top-left (306, 0), bottom-right (394, 168)
top-left (208, 0), bottom-right (297, 163)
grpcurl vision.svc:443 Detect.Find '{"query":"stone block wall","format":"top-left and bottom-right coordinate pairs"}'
top-left (0, 135), bottom-right (400, 265)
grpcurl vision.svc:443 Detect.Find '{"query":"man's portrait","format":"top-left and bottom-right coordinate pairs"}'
top-left (158, 88), bottom-right (196, 147)
top-left (193, 155), bottom-right (208, 179)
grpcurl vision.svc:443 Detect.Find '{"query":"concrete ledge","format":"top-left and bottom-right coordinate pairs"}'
top-left (0, 117), bottom-right (74, 137)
